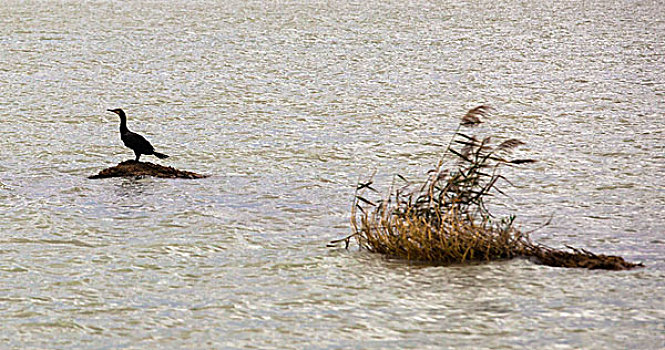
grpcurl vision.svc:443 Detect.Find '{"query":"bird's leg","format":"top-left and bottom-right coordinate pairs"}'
top-left (134, 152), bottom-right (141, 163)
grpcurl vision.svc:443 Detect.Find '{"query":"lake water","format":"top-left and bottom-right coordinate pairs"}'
top-left (1, 1), bottom-right (663, 349)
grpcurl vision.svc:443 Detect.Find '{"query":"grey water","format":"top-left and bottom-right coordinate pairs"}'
top-left (1, 1), bottom-right (663, 349)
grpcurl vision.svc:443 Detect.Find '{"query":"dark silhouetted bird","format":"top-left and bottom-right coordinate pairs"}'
top-left (107, 108), bottom-right (169, 162)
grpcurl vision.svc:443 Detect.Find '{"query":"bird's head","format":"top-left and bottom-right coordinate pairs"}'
top-left (107, 108), bottom-right (125, 117)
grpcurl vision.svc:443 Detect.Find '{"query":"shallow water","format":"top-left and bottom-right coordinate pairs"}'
top-left (1, 1), bottom-right (663, 349)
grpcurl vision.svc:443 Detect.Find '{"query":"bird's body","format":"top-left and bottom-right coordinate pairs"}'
top-left (107, 108), bottom-right (169, 162)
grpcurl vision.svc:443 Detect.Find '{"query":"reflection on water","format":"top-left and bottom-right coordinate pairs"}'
top-left (115, 177), bottom-right (151, 196)
top-left (0, 0), bottom-right (663, 349)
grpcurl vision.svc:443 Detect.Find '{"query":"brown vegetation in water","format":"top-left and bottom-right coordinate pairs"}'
top-left (331, 106), bottom-right (642, 270)
top-left (89, 160), bottom-right (207, 179)
top-left (523, 244), bottom-right (642, 270)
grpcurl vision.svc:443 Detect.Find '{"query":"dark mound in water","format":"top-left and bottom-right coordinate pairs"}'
top-left (525, 244), bottom-right (643, 270)
top-left (89, 161), bottom-right (207, 179)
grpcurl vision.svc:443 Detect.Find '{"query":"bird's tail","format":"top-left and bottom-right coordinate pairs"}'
top-left (153, 152), bottom-right (169, 159)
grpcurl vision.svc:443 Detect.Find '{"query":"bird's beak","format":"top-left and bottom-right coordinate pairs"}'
top-left (107, 109), bottom-right (114, 112)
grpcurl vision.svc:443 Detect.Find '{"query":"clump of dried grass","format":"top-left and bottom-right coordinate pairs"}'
top-left (331, 106), bottom-right (642, 270)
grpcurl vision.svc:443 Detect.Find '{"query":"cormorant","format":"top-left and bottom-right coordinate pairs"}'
top-left (107, 108), bottom-right (169, 162)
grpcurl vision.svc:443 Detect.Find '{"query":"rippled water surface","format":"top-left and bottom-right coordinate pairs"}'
top-left (1, 1), bottom-right (664, 349)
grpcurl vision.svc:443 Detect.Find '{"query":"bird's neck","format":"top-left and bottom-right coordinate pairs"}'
top-left (119, 115), bottom-right (129, 133)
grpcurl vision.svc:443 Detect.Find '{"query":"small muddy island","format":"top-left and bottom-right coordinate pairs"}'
top-left (89, 160), bottom-right (207, 179)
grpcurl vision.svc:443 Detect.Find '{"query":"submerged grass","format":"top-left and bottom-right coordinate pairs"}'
top-left (332, 106), bottom-right (642, 270)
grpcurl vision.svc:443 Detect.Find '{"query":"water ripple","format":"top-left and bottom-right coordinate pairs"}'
top-left (0, 0), bottom-right (663, 349)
